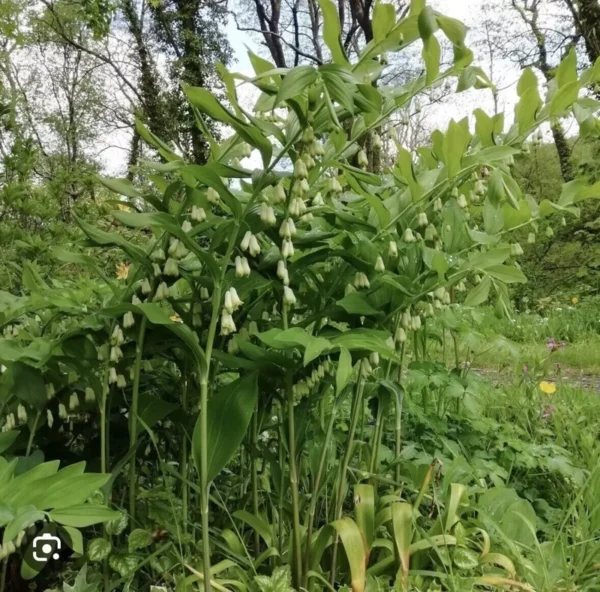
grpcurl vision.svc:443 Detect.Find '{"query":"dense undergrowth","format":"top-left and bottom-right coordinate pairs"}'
top-left (2, 1), bottom-right (600, 591)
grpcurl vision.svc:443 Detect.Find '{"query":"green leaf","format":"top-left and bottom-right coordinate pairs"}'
top-left (318, 0), bottom-right (349, 66)
top-left (354, 484), bottom-right (375, 551)
top-left (336, 347), bottom-right (353, 395)
top-left (109, 553), bottom-right (139, 577)
top-left (436, 14), bottom-right (467, 45)
top-left (337, 293), bottom-right (379, 316)
top-left (330, 518), bottom-right (366, 592)
top-left (3, 506), bottom-right (45, 544)
top-left (372, 1), bottom-right (396, 43)
top-left (88, 538), bottom-right (112, 562)
top-left (555, 47), bottom-right (577, 88)
top-left (128, 529), bottom-right (153, 552)
top-left (276, 66), bottom-right (318, 105)
top-left (515, 68), bottom-right (541, 133)
top-left (464, 276), bottom-right (491, 307)
top-left (454, 547), bottom-right (479, 569)
top-left (192, 374), bottom-right (258, 483)
top-left (74, 215), bottom-right (148, 266)
top-left (0, 431), bottom-right (19, 455)
top-left (442, 120), bottom-right (471, 177)
top-left (469, 247), bottom-right (511, 269)
top-left (98, 177), bottom-right (140, 199)
top-left (13, 362), bottom-right (46, 411)
top-left (304, 337), bottom-right (332, 366)
top-left (105, 513), bottom-right (128, 536)
top-left (60, 526), bottom-right (84, 555)
top-left (550, 81), bottom-right (580, 116)
top-left (233, 510), bottom-right (273, 546)
top-left (422, 34), bottom-right (441, 84)
top-left (184, 86), bottom-right (272, 167)
top-left (392, 502), bottom-right (412, 579)
top-left (320, 67), bottom-right (356, 113)
top-left (32, 474), bottom-right (111, 511)
top-left (48, 505), bottom-right (120, 528)
top-left (135, 119), bottom-right (180, 162)
top-left (487, 265), bottom-right (527, 284)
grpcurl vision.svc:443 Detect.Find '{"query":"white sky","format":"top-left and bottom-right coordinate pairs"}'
top-left (104, 0), bottom-right (553, 173)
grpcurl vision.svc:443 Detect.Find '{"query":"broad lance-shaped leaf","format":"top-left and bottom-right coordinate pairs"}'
top-left (392, 502), bottom-right (412, 584)
top-left (354, 484), bottom-right (375, 553)
top-left (318, 0), bottom-right (349, 66)
top-left (74, 215), bottom-right (148, 267)
top-left (192, 373), bottom-right (258, 483)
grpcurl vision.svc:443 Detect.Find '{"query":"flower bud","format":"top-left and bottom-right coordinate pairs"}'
top-left (156, 282), bottom-right (169, 301)
top-left (240, 231), bottom-right (252, 251)
top-left (375, 256), bottom-right (385, 272)
top-left (369, 352), bottom-right (379, 367)
top-left (220, 311), bottom-right (236, 336)
top-left (117, 374), bottom-right (127, 388)
top-left (207, 187), bottom-right (219, 204)
top-left (85, 387), bottom-right (95, 403)
top-left (123, 311), bottom-right (135, 329)
top-left (281, 239), bottom-right (295, 259)
top-left (372, 133), bottom-right (382, 150)
top-left (510, 243), bottom-right (524, 257)
top-left (152, 263), bottom-right (162, 277)
top-left (417, 213), bottom-right (428, 227)
top-left (545, 226), bottom-right (554, 238)
top-left (273, 182), bottom-right (286, 203)
top-left (235, 256), bottom-right (250, 278)
top-left (69, 392), bottom-right (79, 411)
top-left (457, 193), bottom-right (468, 209)
top-left (389, 241), bottom-right (398, 257)
top-left (151, 248), bottom-right (165, 262)
top-left (181, 220), bottom-right (192, 233)
top-left (433, 198), bottom-right (443, 212)
top-left (108, 367), bottom-right (118, 384)
top-left (403, 228), bottom-right (416, 243)
top-left (17, 404), bottom-right (27, 423)
top-left (327, 177), bottom-right (343, 194)
top-left (191, 205), bottom-right (206, 222)
top-left (283, 286), bottom-right (297, 306)
top-left (46, 383), bottom-right (55, 399)
top-left (261, 203), bottom-right (276, 226)
top-left (424, 224), bottom-right (437, 241)
top-left (47, 409), bottom-right (54, 428)
top-left (248, 235), bottom-right (261, 257)
top-left (401, 311), bottom-right (411, 329)
top-left (294, 159), bottom-right (308, 179)
top-left (141, 278), bottom-right (152, 295)
top-left (395, 327), bottom-right (407, 343)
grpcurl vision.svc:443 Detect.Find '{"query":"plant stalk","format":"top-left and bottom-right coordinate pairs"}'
top-left (303, 394), bottom-right (338, 588)
top-left (25, 411), bottom-right (41, 456)
top-left (330, 364), bottom-right (366, 586)
top-left (286, 373), bottom-right (303, 588)
top-left (128, 315), bottom-right (148, 521)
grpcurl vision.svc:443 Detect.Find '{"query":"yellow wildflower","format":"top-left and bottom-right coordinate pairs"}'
top-left (169, 314), bottom-right (183, 323)
top-left (539, 381), bottom-right (557, 395)
top-left (116, 263), bottom-right (130, 280)
top-left (571, 296), bottom-right (579, 304)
